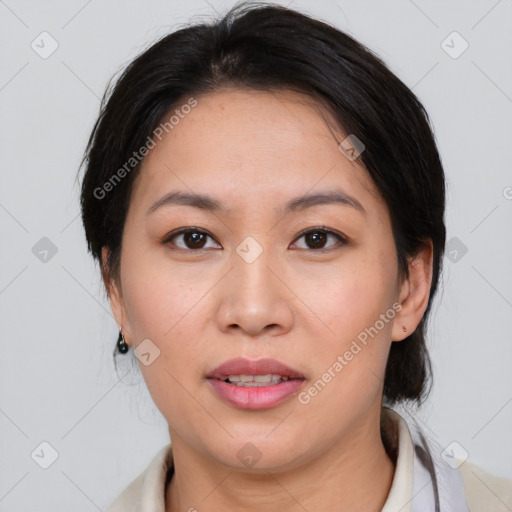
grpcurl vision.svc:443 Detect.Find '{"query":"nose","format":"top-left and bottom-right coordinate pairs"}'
top-left (215, 247), bottom-right (294, 338)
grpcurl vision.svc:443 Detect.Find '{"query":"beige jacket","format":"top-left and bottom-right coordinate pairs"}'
top-left (106, 410), bottom-right (512, 511)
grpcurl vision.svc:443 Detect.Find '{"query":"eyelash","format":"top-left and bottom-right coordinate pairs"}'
top-left (162, 226), bottom-right (348, 252)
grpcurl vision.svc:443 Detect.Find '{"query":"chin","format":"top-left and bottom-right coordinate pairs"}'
top-left (204, 432), bottom-right (307, 473)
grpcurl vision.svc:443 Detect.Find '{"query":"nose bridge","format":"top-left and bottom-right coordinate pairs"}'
top-left (232, 237), bottom-right (278, 303)
top-left (216, 236), bottom-right (293, 336)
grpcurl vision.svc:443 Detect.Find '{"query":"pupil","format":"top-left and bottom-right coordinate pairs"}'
top-left (307, 231), bottom-right (326, 249)
top-left (186, 232), bottom-right (206, 248)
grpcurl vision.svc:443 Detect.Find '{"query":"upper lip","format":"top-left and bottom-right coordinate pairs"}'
top-left (207, 357), bottom-right (305, 380)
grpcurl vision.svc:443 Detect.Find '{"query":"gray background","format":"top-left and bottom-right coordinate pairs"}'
top-left (1, 0), bottom-right (511, 509)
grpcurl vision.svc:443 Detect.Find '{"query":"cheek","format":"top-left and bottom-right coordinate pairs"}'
top-left (304, 251), bottom-right (396, 344)
top-left (120, 241), bottom-right (210, 339)
top-left (120, 259), bottom-right (209, 423)
top-left (300, 262), bottom-right (396, 417)
top-left (119, 243), bottom-right (214, 383)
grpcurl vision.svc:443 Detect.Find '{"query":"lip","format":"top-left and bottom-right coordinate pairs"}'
top-left (208, 378), bottom-right (305, 410)
top-left (206, 357), bottom-right (306, 410)
top-left (206, 357), bottom-right (305, 380)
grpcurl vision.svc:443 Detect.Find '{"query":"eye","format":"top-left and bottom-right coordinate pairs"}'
top-left (291, 227), bottom-right (347, 251)
top-left (163, 226), bottom-right (347, 252)
top-left (163, 228), bottom-right (221, 250)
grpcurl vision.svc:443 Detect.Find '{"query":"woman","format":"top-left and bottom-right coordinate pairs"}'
top-left (79, 2), bottom-right (512, 511)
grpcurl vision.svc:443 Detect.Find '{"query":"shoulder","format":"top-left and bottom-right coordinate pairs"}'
top-left (106, 471), bottom-right (145, 512)
top-left (458, 460), bottom-right (512, 512)
top-left (105, 443), bottom-right (173, 512)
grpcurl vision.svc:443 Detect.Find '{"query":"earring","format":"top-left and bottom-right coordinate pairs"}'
top-left (117, 330), bottom-right (129, 354)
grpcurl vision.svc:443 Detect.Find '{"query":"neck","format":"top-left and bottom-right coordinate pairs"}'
top-left (166, 407), bottom-right (395, 512)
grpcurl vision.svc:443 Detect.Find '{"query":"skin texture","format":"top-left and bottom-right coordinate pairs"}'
top-left (103, 89), bottom-right (433, 512)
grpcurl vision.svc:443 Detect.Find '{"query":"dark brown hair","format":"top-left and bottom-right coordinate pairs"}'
top-left (79, 2), bottom-right (446, 405)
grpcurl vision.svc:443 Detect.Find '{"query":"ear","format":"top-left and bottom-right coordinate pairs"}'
top-left (391, 239), bottom-right (434, 342)
top-left (101, 246), bottom-right (132, 346)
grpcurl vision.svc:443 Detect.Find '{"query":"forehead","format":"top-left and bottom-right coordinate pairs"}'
top-left (130, 88), bottom-right (382, 217)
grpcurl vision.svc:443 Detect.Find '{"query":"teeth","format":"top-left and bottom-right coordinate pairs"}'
top-left (225, 374), bottom-right (290, 386)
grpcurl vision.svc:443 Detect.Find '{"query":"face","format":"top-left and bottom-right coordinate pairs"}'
top-left (106, 88), bottom-right (428, 471)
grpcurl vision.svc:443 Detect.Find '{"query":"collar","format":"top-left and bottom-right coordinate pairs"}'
top-left (107, 407), bottom-right (469, 512)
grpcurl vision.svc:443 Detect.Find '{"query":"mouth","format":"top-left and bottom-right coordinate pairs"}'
top-left (206, 357), bottom-right (306, 409)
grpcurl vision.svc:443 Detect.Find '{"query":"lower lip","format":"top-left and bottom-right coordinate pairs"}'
top-left (207, 378), bottom-right (305, 410)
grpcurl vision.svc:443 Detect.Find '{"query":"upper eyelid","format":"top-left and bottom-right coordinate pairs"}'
top-left (293, 226), bottom-right (346, 241)
top-left (291, 228), bottom-right (346, 249)
top-left (164, 227), bottom-right (217, 244)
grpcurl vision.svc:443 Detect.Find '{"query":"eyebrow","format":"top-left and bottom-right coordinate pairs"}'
top-left (146, 189), bottom-right (366, 216)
